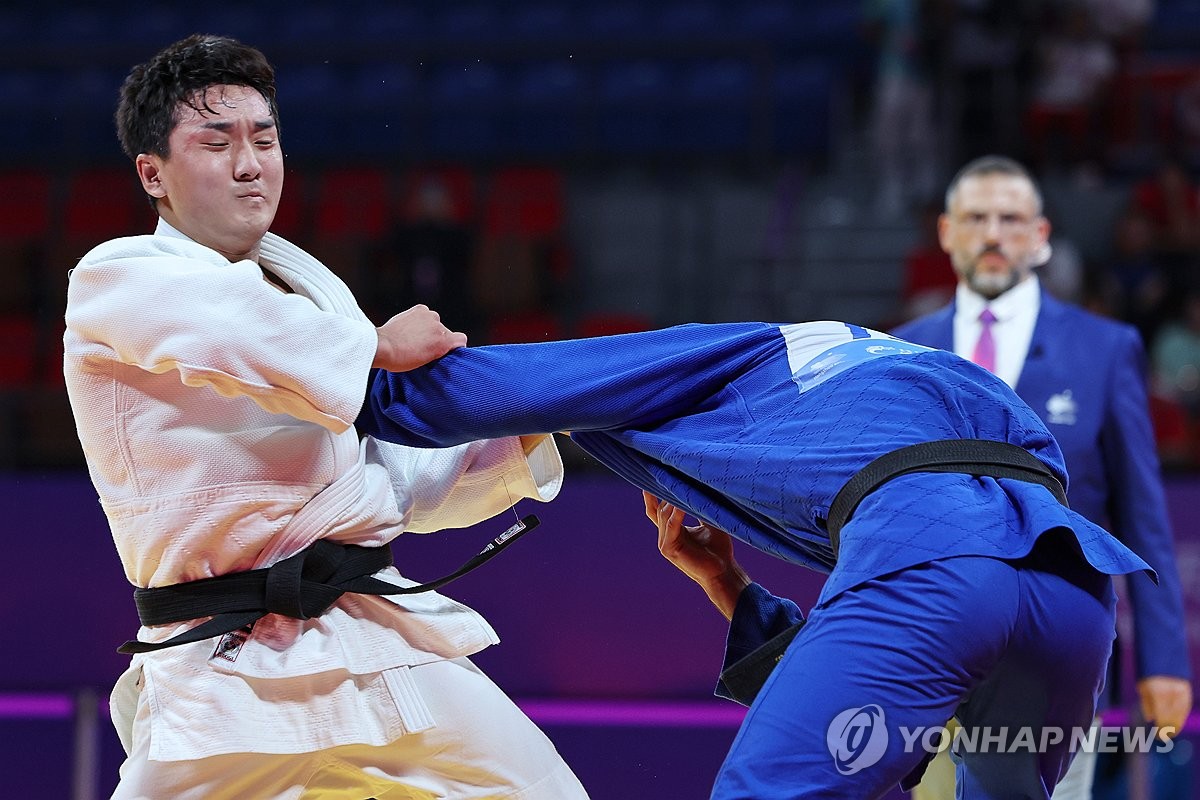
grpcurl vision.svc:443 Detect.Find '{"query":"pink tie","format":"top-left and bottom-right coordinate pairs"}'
top-left (973, 308), bottom-right (997, 373)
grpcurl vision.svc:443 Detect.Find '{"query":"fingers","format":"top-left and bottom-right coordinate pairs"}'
top-left (642, 491), bottom-right (659, 522)
top-left (641, 492), bottom-right (689, 554)
top-left (374, 304), bottom-right (468, 371)
top-left (1138, 677), bottom-right (1193, 739)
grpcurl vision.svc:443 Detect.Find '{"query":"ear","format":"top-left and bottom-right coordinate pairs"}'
top-left (1035, 214), bottom-right (1051, 246)
top-left (936, 213), bottom-right (952, 253)
top-left (136, 154), bottom-right (167, 199)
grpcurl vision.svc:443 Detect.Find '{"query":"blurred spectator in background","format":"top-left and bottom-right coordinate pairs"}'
top-left (1131, 154), bottom-right (1200, 257)
top-left (372, 172), bottom-right (482, 340)
top-left (936, 0), bottom-right (1039, 160)
top-left (470, 167), bottom-right (571, 344)
top-left (1085, 0), bottom-right (1154, 51)
top-left (1038, 229), bottom-right (1087, 304)
top-left (898, 199), bottom-right (957, 321)
top-left (1176, 72), bottom-right (1200, 150)
top-left (1095, 204), bottom-right (1173, 345)
top-left (1153, 284), bottom-right (1200, 419)
top-left (1024, 2), bottom-right (1118, 172)
top-left (862, 0), bottom-right (940, 219)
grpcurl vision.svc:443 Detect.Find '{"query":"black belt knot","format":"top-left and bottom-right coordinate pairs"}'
top-left (119, 515), bottom-right (540, 655)
top-left (123, 540), bottom-right (395, 654)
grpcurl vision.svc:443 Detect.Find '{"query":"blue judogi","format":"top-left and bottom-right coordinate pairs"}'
top-left (358, 321), bottom-right (1153, 798)
top-left (893, 290), bottom-right (1190, 685)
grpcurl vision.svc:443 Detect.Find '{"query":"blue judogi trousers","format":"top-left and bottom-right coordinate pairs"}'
top-left (715, 536), bottom-right (1116, 799)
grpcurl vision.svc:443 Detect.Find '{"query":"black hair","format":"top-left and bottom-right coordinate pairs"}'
top-left (115, 34), bottom-right (279, 162)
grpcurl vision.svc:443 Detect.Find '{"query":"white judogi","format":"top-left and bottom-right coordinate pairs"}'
top-left (64, 220), bottom-right (585, 798)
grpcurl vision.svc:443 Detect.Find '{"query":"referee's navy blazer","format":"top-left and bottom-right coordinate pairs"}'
top-left (894, 288), bottom-right (1192, 683)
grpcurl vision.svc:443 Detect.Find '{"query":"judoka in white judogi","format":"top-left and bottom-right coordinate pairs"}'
top-left (64, 219), bottom-right (588, 799)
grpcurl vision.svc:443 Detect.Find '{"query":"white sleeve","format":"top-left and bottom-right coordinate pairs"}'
top-left (66, 251), bottom-right (377, 431)
top-left (367, 435), bottom-right (563, 533)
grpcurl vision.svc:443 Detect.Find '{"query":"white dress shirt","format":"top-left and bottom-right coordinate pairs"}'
top-left (952, 275), bottom-right (1041, 388)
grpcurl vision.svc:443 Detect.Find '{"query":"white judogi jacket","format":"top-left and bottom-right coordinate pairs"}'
top-left (64, 220), bottom-right (562, 760)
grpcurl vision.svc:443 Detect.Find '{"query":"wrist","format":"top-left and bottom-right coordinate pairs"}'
top-left (704, 565), bottom-right (752, 621)
top-left (372, 328), bottom-right (393, 370)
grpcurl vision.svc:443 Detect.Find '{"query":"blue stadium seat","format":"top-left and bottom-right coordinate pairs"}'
top-left (771, 60), bottom-right (834, 156)
top-left (348, 5), bottom-right (430, 46)
top-left (579, 4), bottom-right (651, 44)
top-left (734, 0), bottom-right (805, 44)
top-left (427, 61), bottom-right (505, 157)
top-left (347, 63), bottom-right (422, 157)
top-left (0, 71), bottom-right (58, 160)
top-left (513, 60), bottom-right (585, 104)
top-left (274, 64), bottom-right (345, 158)
top-left (1149, 0), bottom-right (1200, 54)
top-left (653, 1), bottom-right (726, 42)
top-left (509, 60), bottom-right (587, 156)
top-left (57, 68), bottom-right (128, 160)
top-left (39, 6), bottom-right (113, 46)
top-left (788, 4), bottom-right (867, 65)
top-left (277, 5), bottom-right (349, 47)
top-left (110, 4), bottom-right (193, 48)
top-left (597, 60), bottom-right (676, 154)
top-left (0, 7), bottom-right (35, 49)
top-left (507, 3), bottom-right (577, 44)
top-left (204, 7), bottom-right (270, 46)
top-left (675, 58), bottom-right (756, 153)
top-left (432, 3), bottom-right (501, 44)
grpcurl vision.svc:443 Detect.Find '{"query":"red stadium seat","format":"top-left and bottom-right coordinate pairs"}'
top-left (397, 166), bottom-right (478, 226)
top-left (270, 167), bottom-right (310, 245)
top-left (483, 166), bottom-right (565, 238)
top-left (0, 170), bottom-right (52, 314)
top-left (575, 312), bottom-right (652, 339)
top-left (308, 167), bottom-right (395, 293)
top-left (312, 167), bottom-right (392, 240)
top-left (0, 314), bottom-right (38, 387)
top-left (485, 310), bottom-right (564, 344)
top-left (62, 168), bottom-right (151, 242)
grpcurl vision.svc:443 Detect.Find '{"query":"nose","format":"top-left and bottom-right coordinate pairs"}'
top-left (982, 215), bottom-right (1002, 242)
top-left (234, 143), bottom-right (262, 181)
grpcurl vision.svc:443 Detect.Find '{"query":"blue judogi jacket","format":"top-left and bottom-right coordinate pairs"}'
top-left (894, 291), bottom-right (1190, 683)
top-left (359, 321), bottom-right (1152, 615)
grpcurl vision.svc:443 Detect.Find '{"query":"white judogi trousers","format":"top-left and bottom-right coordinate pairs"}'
top-left (112, 657), bottom-right (588, 800)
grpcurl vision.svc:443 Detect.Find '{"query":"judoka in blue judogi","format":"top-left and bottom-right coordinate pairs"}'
top-left (357, 320), bottom-right (1154, 799)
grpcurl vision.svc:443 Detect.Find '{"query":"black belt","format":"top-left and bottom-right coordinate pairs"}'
top-left (120, 515), bottom-right (539, 654)
top-left (826, 439), bottom-right (1068, 559)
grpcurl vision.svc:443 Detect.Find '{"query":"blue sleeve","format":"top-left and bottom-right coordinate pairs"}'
top-left (1102, 329), bottom-right (1192, 680)
top-left (715, 582), bottom-right (805, 701)
top-left (357, 322), bottom-right (779, 447)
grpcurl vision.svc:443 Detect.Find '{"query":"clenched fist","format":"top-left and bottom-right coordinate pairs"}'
top-left (373, 304), bottom-right (468, 372)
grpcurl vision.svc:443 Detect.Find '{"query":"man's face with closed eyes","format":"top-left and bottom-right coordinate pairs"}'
top-left (135, 84), bottom-right (283, 262)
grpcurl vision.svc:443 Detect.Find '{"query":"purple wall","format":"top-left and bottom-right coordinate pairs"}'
top-left (0, 471), bottom-right (829, 697)
top-left (6, 470), bottom-right (1193, 700)
top-left (1, 470), bottom-right (1196, 798)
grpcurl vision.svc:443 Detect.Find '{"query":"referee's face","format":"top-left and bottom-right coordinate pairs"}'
top-left (939, 174), bottom-right (1050, 300)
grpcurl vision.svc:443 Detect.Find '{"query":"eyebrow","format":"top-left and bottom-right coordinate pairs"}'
top-left (198, 119), bottom-right (276, 132)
